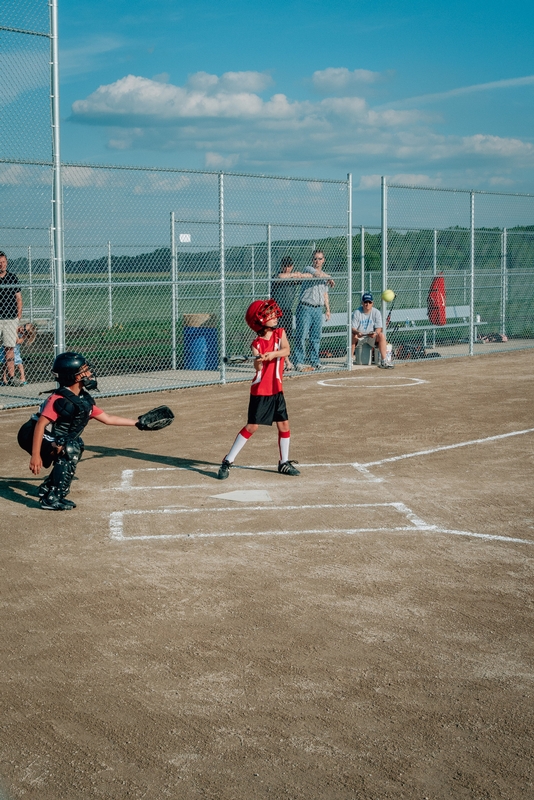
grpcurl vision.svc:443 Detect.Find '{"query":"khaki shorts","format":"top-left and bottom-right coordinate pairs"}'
top-left (0, 318), bottom-right (18, 348)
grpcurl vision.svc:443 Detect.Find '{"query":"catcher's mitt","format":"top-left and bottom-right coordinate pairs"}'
top-left (136, 405), bottom-right (174, 431)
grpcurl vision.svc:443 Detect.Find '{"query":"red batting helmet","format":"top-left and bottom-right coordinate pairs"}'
top-left (245, 299), bottom-right (283, 332)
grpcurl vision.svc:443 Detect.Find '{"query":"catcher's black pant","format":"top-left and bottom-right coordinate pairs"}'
top-left (40, 437), bottom-right (84, 500)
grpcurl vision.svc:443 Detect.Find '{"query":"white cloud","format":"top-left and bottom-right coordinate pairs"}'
top-left (72, 74), bottom-right (291, 122)
top-left (0, 52), bottom-right (48, 107)
top-left (462, 133), bottom-right (533, 157)
top-left (0, 164), bottom-right (53, 187)
top-left (60, 165), bottom-right (191, 194)
top-left (205, 152), bottom-right (239, 168)
top-left (60, 36), bottom-right (124, 78)
top-left (312, 67), bottom-right (389, 94)
top-left (69, 70), bottom-right (534, 180)
top-left (379, 74), bottom-right (534, 109)
top-left (357, 173), bottom-right (436, 190)
top-left (188, 71), bottom-right (273, 94)
top-left (356, 174), bottom-right (382, 190)
top-left (489, 176), bottom-right (515, 186)
top-left (61, 166), bottom-right (125, 188)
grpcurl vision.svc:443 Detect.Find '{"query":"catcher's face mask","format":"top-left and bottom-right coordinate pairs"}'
top-left (77, 362), bottom-right (98, 392)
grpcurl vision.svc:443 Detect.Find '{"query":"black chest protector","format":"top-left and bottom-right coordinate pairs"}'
top-left (51, 388), bottom-right (95, 440)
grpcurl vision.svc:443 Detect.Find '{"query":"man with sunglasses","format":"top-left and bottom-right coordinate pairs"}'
top-left (293, 250), bottom-right (334, 371)
top-left (351, 292), bottom-right (394, 368)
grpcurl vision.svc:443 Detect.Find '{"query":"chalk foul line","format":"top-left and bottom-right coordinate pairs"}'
top-left (359, 427), bottom-right (534, 469)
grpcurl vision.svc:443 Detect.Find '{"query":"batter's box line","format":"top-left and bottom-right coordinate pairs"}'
top-left (114, 465), bottom-right (380, 491)
top-left (108, 501), bottom-right (533, 546)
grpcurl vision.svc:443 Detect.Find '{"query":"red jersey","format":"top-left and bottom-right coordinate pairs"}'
top-left (250, 327), bottom-right (285, 396)
top-left (40, 393), bottom-right (104, 421)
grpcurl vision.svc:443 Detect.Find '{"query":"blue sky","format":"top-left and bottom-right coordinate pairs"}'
top-left (53, 0), bottom-right (534, 191)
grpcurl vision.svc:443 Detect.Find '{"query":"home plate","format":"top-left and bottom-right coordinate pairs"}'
top-left (210, 490), bottom-right (273, 503)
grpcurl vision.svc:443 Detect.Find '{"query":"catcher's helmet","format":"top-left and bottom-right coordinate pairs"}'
top-left (245, 299), bottom-right (283, 332)
top-left (52, 352), bottom-right (97, 390)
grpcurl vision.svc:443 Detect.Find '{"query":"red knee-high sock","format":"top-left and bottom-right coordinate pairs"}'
top-left (278, 430), bottom-right (291, 463)
top-left (225, 427), bottom-right (253, 463)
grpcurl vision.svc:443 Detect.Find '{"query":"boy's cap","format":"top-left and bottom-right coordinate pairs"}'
top-left (362, 292), bottom-right (373, 303)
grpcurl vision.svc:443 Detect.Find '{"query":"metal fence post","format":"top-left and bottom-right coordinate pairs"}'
top-left (219, 173), bottom-right (226, 383)
top-left (360, 226), bottom-right (365, 295)
top-left (170, 212), bottom-right (177, 370)
top-left (107, 241), bottom-right (113, 329)
top-left (501, 228), bottom-right (507, 337)
top-left (50, 0), bottom-right (65, 355)
top-left (267, 224), bottom-right (272, 296)
top-left (251, 245), bottom-right (255, 299)
top-left (28, 246), bottom-right (33, 322)
top-left (381, 176), bottom-right (388, 334)
top-left (469, 192), bottom-right (475, 356)
top-left (346, 173), bottom-right (353, 370)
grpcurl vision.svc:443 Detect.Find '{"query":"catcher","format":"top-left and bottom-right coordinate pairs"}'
top-left (18, 351), bottom-right (174, 511)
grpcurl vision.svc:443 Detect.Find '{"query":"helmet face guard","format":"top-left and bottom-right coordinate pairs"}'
top-left (245, 299), bottom-right (283, 332)
top-left (80, 364), bottom-right (98, 392)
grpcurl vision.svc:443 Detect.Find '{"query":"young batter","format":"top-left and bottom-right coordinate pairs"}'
top-left (217, 299), bottom-right (300, 479)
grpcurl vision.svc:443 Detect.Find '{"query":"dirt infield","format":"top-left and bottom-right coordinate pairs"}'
top-left (1, 350), bottom-right (533, 800)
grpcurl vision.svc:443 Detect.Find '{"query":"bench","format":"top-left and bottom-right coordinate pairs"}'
top-left (388, 305), bottom-right (487, 346)
top-left (318, 306), bottom-right (486, 344)
top-left (321, 312), bottom-right (350, 338)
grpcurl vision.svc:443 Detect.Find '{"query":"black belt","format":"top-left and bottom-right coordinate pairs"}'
top-left (300, 302), bottom-right (321, 308)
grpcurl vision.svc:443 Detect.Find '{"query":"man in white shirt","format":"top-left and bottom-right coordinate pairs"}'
top-left (351, 292), bottom-right (394, 369)
top-left (293, 250), bottom-right (334, 371)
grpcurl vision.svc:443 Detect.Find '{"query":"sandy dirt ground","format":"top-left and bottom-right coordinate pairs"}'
top-left (1, 350), bottom-right (533, 800)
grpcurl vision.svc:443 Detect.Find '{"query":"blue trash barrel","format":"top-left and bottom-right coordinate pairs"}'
top-left (183, 327), bottom-right (218, 370)
top-left (204, 327), bottom-right (218, 370)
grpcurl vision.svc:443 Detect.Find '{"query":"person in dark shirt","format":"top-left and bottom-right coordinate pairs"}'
top-left (0, 251), bottom-right (23, 385)
top-left (271, 256), bottom-right (307, 370)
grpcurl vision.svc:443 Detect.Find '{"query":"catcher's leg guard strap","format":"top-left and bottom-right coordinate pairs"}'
top-left (47, 438), bottom-right (83, 498)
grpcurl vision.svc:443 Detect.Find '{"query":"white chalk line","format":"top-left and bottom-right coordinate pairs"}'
top-left (110, 520), bottom-right (534, 547)
top-left (361, 427), bottom-right (534, 468)
top-left (317, 376), bottom-right (428, 389)
top-left (246, 427), bottom-right (534, 470)
top-left (109, 501), bottom-right (422, 541)
top-left (112, 525), bottom-right (430, 542)
top-left (116, 465), bottom-right (377, 490)
top-left (108, 429), bottom-right (534, 546)
top-left (113, 426), bottom-right (534, 493)
top-left (111, 484), bottom-right (211, 491)
top-left (108, 501), bottom-right (533, 546)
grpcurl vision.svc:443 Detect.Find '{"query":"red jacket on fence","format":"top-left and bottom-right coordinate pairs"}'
top-left (427, 274), bottom-right (446, 326)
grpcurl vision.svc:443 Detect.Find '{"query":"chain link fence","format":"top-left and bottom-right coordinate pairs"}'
top-left (377, 183), bottom-right (534, 362)
top-left (0, 158), bottom-right (352, 406)
top-left (2, 1), bottom-right (534, 408)
top-left (1, 0), bottom-right (56, 405)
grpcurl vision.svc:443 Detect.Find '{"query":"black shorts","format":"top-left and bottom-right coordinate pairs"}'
top-left (17, 419), bottom-right (55, 468)
top-left (247, 392), bottom-right (288, 426)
